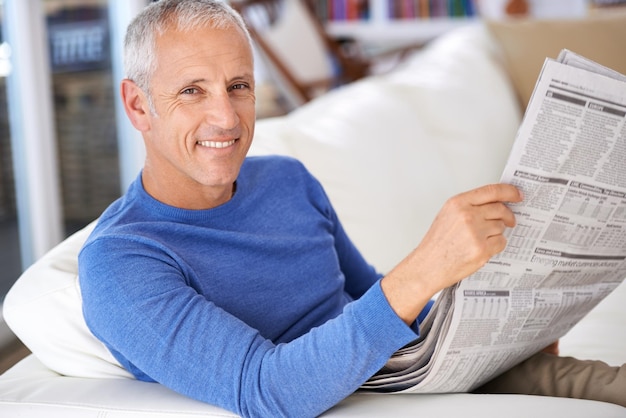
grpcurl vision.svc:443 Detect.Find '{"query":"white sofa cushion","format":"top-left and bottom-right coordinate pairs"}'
top-left (1, 355), bottom-right (625, 418)
top-left (2, 221), bottom-right (133, 379)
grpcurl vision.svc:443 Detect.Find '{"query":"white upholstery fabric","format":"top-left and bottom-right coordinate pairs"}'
top-left (2, 221), bottom-right (132, 379)
top-left (1, 355), bottom-right (625, 418)
top-left (1, 23), bottom-right (624, 417)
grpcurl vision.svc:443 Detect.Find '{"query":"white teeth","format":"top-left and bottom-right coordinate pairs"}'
top-left (197, 139), bottom-right (236, 149)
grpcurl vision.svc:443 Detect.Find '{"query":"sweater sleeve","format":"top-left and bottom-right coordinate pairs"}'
top-left (79, 236), bottom-right (417, 418)
top-left (331, 208), bottom-right (383, 300)
top-left (303, 175), bottom-right (381, 300)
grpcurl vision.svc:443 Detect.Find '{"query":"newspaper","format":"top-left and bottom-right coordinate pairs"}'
top-left (362, 50), bottom-right (626, 393)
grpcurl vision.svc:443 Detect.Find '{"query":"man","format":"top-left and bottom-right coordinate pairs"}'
top-left (78, 1), bottom-right (624, 417)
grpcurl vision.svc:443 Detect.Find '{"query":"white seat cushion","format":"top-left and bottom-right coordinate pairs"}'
top-left (1, 355), bottom-right (624, 418)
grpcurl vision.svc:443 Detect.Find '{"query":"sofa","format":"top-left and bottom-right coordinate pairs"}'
top-left (2, 18), bottom-right (626, 417)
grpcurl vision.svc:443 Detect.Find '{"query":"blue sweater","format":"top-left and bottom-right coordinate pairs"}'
top-left (79, 156), bottom-right (420, 417)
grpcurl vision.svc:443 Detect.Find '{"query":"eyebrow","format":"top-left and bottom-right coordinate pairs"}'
top-left (180, 73), bottom-right (254, 87)
top-left (229, 73), bottom-right (255, 83)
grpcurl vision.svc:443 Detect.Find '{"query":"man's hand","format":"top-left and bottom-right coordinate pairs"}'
top-left (382, 184), bottom-right (523, 325)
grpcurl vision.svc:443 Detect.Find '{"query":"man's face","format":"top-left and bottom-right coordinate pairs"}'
top-left (136, 23), bottom-right (256, 209)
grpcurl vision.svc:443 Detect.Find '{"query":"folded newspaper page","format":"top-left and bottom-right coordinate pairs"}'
top-left (362, 50), bottom-right (626, 393)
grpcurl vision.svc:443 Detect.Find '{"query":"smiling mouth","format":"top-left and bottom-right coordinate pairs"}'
top-left (197, 139), bottom-right (237, 149)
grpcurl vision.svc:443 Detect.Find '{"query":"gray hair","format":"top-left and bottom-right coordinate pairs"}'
top-left (124, 0), bottom-right (252, 103)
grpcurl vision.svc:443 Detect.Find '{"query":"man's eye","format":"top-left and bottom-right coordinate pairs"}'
top-left (181, 87), bottom-right (198, 95)
top-left (230, 83), bottom-right (248, 91)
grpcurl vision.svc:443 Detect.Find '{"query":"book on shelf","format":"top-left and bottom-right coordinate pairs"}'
top-left (309, 0), bottom-right (477, 22)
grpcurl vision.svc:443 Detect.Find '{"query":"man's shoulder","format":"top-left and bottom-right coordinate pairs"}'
top-left (79, 180), bottom-right (153, 253)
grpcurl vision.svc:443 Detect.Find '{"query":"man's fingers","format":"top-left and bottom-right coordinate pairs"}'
top-left (482, 202), bottom-right (517, 228)
top-left (482, 219), bottom-right (509, 238)
top-left (486, 233), bottom-right (508, 255)
top-left (464, 184), bottom-right (523, 206)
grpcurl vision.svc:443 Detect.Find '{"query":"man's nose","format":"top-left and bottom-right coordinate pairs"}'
top-left (205, 91), bottom-right (239, 130)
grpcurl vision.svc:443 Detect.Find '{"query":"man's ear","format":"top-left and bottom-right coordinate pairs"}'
top-left (121, 79), bottom-right (152, 132)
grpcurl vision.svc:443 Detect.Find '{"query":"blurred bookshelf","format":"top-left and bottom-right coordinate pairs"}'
top-left (309, 0), bottom-right (478, 49)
